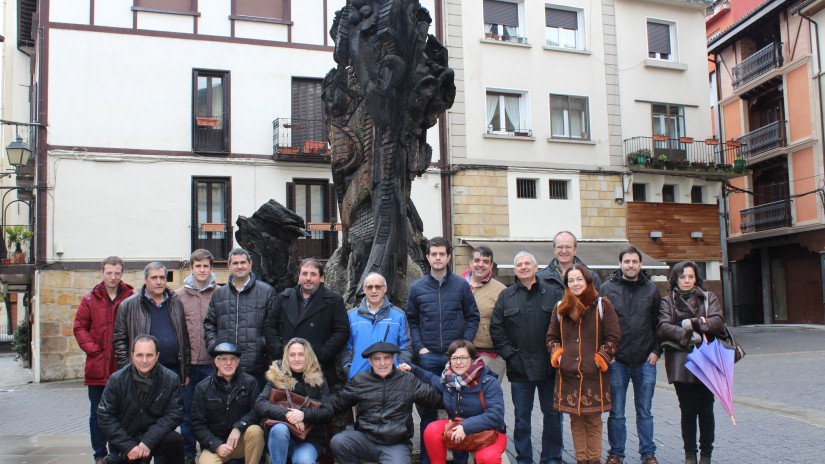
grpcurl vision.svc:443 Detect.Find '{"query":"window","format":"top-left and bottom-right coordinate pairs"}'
top-left (632, 183), bottom-right (647, 201)
top-left (548, 180), bottom-right (568, 199)
top-left (545, 7), bottom-right (583, 50)
top-left (662, 184), bottom-right (676, 203)
top-left (287, 180), bottom-right (338, 259)
top-left (516, 178), bottom-right (538, 199)
top-left (192, 177), bottom-right (232, 260)
top-left (134, 0), bottom-right (194, 12)
top-left (486, 91), bottom-right (526, 134)
top-left (234, 0), bottom-right (287, 20)
top-left (652, 104), bottom-right (684, 140)
top-left (550, 95), bottom-right (589, 139)
top-left (691, 186), bottom-right (703, 204)
top-left (291, 78), bottom-right (326, 154)
top-left (647, 20), bottom-right (674, 60)
top-left (193, 70), bottom-right (230, 153)
top-left (483, 0), bottom-right (522, 41)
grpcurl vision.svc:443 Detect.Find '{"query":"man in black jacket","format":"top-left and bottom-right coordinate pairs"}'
top-left (98, 335), bottom-right (183, 463)
top-left (536, 231), bottom-right (602, 304)
top-left (329, 342), bottom-right (441, 464)
top-left (264, 258), bottom-right (350, 386)
top-left (204, 248), bottom-right (275, 390)
top-left (491, 251), bottom-right (563, 464)
top-left (191, 342), bottom-right (264, 464)
top-left (600, 246), bottom-right (662, 464)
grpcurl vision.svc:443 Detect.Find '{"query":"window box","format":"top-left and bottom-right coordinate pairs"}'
top-left (201, 223), bottom-right (227, 233)
top-left (278, 146), bottom-right (300, 155)
top-left (705, 138), bottom-right (719, 146)
top-left (679, 137), bottom-right (694, 144)
top-left (652, 134), bottom-right (668, 142)
top-left (196, 117), bottom-right (220, 127)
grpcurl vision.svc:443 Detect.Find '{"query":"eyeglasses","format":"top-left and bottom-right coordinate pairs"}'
top-left (216, 356), bottom-right (239, 364)
top-left (364, 285), bottom-right (385, 291)
top-left (555, 245), bottom-right (574, 251)
top-left (450, 356), bottom-right (471, 364)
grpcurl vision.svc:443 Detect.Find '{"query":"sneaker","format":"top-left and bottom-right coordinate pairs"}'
top-left (606, 455), bottom-right (624, 464)
top-left (642, 456), bottom-right (660, 464)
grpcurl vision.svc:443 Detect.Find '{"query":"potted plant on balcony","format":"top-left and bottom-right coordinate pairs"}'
top-left (5, 226), bottom-right (31, 264)
top-left (734, 156), bottom-right (747, 171)
top-left (627, 148), bottom-right (651, 165)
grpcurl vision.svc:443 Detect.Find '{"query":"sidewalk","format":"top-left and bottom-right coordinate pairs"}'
top-left (0, 325), bottom-right (824, 463)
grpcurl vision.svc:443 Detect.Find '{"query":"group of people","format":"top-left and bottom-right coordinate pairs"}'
top-left (72, 231), bottom-right (726, 464)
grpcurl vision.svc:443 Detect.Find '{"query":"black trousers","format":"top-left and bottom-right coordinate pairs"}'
top-left (673, 382), bottom-right (715, 457)
top-left (107, 431), bottom-right (184, 463)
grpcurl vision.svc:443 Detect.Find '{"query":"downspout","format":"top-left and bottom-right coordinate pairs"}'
top-left (434, 0), bottom-right (452, 242)
top-left (713, 52), bottom-right (735, 323)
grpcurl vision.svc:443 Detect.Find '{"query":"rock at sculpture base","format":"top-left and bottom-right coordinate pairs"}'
top-left (235, 200), bottom-right (308, 293)
top-left (325, 246), bottom-right (423, 310)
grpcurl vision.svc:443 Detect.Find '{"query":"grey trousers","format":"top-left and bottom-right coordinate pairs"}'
top-left (330, 430), bottom-right (412, 464)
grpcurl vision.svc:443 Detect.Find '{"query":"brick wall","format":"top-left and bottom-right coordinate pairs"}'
top-left (451, 169), bottom-right (509, 271)
top-left (579, 173), bottom-right (626, 239)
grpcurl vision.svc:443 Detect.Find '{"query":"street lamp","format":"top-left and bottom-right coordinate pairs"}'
top-left (5, 136), bottom-right (31, 168)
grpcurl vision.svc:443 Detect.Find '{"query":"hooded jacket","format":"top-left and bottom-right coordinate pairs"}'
top-left (191, 368), bottom-right (260, 453)
top-left (204, 273), bottom-right (275, 374)
top-left (536, 257), bottom-right (602, 305)
top-left (176, 273), bottom-right (218, 366)
top-left (406, 269), bottom-right (480, 354)
top-left (340, 296), bottom-right (413, 381)
top-left (114, 287), bottom-right (191, 379)
top-left (73, 280), bottom-right (135, 386)
top-left (600, 269), bottom-right (661, 365)
top-left (254, 361), bottom-right (333, 454)
top-left (546, 284), bottom-right (620, 415)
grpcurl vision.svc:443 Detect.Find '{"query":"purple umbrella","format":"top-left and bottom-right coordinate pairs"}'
top-left (686, 333), bottom-right (736, 426)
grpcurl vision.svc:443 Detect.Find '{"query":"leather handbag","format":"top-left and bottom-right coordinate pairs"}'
top-left (714, 321), bottom-right (746, 363)
top-left (442, 390), bottom-right (498, 452)
top-left (262, 388), bottom-right (321, 441)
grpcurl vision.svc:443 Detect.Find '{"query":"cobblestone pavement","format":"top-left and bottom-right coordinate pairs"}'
top-left (0, 325), bottom-right (823, 463)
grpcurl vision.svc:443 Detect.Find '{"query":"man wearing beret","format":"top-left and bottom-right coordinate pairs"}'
top-left (330, 342), bottom-right (442, 463)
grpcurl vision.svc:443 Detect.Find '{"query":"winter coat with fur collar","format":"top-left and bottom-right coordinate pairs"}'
top-left (546, 284), bottom-right (620, 415)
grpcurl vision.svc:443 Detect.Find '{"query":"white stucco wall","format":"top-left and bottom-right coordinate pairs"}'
top-left (507, 170), bottom-right (581, 238)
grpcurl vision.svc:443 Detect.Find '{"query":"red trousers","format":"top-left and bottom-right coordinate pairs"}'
top-left (422, 419), bottom-right (508, 464)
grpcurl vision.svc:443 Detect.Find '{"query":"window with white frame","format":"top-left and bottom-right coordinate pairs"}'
top-left (486, 91), bottom-right (527, 134)
top-left (545, 6), bottom-right (583, 50)
top-left (550, 94), bottom-right (589, 140)
top-left (483, 0), bottom-right (523, 42)
top-left (647, 20), bottom-right (675, 61)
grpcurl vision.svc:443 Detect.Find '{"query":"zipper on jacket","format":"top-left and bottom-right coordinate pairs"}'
top-left (438, 283), bottom-right (443, 352)
top-left (235, 289), bottom-right (240, 345)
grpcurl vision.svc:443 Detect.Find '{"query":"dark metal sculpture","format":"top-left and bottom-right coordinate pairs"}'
top-left (323, 0), bottom-right (455, 304)
top-left (235, 200), bottom-right (308, 292)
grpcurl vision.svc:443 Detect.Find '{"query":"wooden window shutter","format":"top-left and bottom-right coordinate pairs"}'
top-left (286, 182), bottom-right (295, 212)
top-left (545, 8), bottom-right (577, 30)
top-left (647, 22), bottom-right (671, 55)
top-left (326, 183), bottom-right (337, 222)
top-left (483, 0), bottom-right (519, 27)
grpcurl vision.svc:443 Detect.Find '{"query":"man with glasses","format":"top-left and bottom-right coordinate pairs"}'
top-left (191, 342), bottom-right (264, 464)
top-left (340, 272), bottom-right (413, 382)
top-left (537, 231), bottom-right (601, 305)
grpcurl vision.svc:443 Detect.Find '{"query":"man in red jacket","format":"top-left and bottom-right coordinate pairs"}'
top-left (73, 256), bottom-right (135, 464)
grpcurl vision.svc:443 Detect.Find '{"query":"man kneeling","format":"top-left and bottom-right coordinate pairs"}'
top-left (98, 335), bottom-right (184, 463)
top-left (330, 342), bottom-right (442, 464)
top-left (191, 342), bottom-right (264, 464)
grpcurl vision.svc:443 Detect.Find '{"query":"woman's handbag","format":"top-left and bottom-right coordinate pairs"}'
top-left (716, 322), bottom-right (746, 363)
top-left (442, 390), bottom-right (498, 452)
top-left (262, 389), bottom-right (321, 441)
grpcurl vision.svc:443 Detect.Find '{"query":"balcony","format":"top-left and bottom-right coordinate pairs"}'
top-left (737, 120), bottom-right (787, 158)
top-left (740, 199), bottom-right (792, 233)
top-left (623, 136), bottom-right (747, 179)
top-left (273, 118), bottom-right (330, 163)
top-left (732, 42), bottom-right (783, 89)
top-left (193, 115), bottom-right (228, 154)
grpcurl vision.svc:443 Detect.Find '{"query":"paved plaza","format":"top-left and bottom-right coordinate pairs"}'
top-left (0, 325), bottom-right (823, 463)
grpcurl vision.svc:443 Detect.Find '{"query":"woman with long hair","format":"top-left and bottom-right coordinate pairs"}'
top-left (254, 338), bottom-right (332, 464)
top-left (400, 340), bottom-right (507, 464)
top-left (547, 263), bottom-right (620, 464)
top-left (658, 261), bottom-right (724, 464)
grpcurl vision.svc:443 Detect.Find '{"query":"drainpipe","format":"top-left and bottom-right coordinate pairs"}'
top-left (434, 0), bottom-right (452, 242)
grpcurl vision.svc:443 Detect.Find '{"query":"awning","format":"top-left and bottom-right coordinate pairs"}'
top-left (460, 239), bottom-right (668, 275)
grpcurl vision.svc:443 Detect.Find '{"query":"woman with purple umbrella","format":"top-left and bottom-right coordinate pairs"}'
top-left (657, 261), bottom-right (725, 464)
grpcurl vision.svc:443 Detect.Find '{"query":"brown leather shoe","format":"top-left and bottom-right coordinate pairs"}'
top-left (606, 455), bottom-right (624, 464)
top-left (642, 456), bottom-right (659, 464)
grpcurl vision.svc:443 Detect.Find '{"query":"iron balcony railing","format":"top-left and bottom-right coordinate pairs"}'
top-left (732, 42), bottom-right (783, 89)
top-left (273, 118), bottom-right (329, 159)
top-left (740, 199), bottom-right (793, 233)
top-left (738, 120), bottom-right (787, 158)
top-left (193, 114), bottom-right (228, 153)
top-left (623, 136), bottom-right (746, 166)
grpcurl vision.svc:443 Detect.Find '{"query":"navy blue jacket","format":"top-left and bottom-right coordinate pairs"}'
top-left (411, 364), bottom-right (505, 434)
top-left (406, 270), bottom-right (480, 354)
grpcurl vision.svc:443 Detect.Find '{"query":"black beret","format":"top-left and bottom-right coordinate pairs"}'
top-left (361, 341), bottom-right (401, 358)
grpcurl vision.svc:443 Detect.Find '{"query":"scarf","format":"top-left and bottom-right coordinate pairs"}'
top-left (132, 364), bottom-right (158, 403)
top-left (441, 358), bottom-right (486, 391)
top-left (674, 288), bottom-right (695, 300)
top-left (557, 283), bottom-right (599, 322)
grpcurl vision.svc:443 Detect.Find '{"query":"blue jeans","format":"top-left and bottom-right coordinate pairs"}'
top-left (608, 361), bottom-right (657, 459)
top-left (510, 379), bottom-right (563, 464)
top-left (182, 364), bottom-right (215, 456)
top-left (88, 385), bottom-right (107, 459)
top-left (268, 423), bottom-right (318, 464)
top-left (416, 352), bottom-right (448, 464)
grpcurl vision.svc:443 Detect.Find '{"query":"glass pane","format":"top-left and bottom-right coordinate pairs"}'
top-left (310, 185), bottom-right (324, 239)
top-left (570, 110), bottom-right (584, 137)
top-left (295, 185), bottom-right (307, 219)
top-left (488, 97), bottom-right (502, 131)
top-left (561, 28), bottom-right (576, 49)
top-left (570, 97), bottom-right (586, 112)
top-left (503, 95), bottom-right (520, 131)
top-left (550, 95), bottom-right (565, 110)
top-left (197, 183), bottom-right (207, 239)
top-left (196, 77), bottom-right (209, 116)
top-left (211, 183), bottom-right (225, 239)
top-left (546, 28), bottom-right (560, 47)
top-left (551, 109), bottom-right (566, 137)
